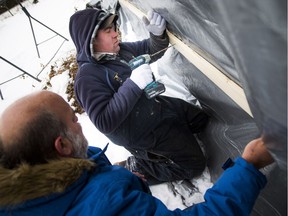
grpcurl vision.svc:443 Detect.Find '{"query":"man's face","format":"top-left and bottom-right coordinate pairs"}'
top-left (93, 23), bottom-right (120, 53)
top-left (53, 95), bottom-right (88, 158)
top-left (0, 91), bottom-right (89, 162)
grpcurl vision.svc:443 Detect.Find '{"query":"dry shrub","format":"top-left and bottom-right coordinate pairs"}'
top-left (45, 53), bottom-right (84, 114)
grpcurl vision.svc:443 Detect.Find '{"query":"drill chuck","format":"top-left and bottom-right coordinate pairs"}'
top-left (128, 54), bottom-right (151, 70)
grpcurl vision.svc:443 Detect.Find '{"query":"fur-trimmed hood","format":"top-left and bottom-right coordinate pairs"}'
top-left (0, 146), bottom-right (160, 216)
top-left (0, 158), bottom-right (95, 207)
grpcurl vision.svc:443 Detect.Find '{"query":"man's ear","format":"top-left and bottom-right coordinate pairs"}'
top-left (54, 136), bottom-right (73, 157)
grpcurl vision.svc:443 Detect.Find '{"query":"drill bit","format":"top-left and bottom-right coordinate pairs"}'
top-left (150, 44), bottom-right (175, 57)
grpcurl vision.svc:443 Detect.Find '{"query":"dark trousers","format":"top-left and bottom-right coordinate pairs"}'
top-left (108, 96), bottom-right (209, 184)
top-left (123, 96), bottom-right (209, 185)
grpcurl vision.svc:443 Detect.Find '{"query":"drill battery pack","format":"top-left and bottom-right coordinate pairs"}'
top-left (144, 81), bottom-right (166, 99)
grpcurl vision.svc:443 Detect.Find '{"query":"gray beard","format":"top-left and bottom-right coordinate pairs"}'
top-left (65, 129), bottom-right (88, 159)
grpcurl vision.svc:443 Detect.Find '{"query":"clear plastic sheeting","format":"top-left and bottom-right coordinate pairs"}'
top-left (94, 0), bottom-right (287, 215)
top-left (124, 0), bottom-right (239, 84)
top-left (214, 0), bottom-right (287, 169)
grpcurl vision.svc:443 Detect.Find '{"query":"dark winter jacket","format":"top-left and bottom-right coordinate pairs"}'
top-left (0, 146), bottom-right (267, 215)
top-left (69, 8), bottom-right (169, 134)
top-left (69, 9), bottom-right (208, 182)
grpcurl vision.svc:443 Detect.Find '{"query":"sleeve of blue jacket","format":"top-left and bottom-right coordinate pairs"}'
top-left (179, 157), bottom-right (267, 216)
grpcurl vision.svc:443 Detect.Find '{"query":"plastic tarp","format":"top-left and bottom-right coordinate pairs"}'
top-left (94, 0), bottom-right (287, 215)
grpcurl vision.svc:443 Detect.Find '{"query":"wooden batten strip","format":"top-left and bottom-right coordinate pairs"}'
top-left (118, 0), bottom-right (253, 117)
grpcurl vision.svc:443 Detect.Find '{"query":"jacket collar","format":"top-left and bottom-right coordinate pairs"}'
top-left (93, 52), bottom-right (117, 62)
top-left (0, 158), bottom-right (95, 207)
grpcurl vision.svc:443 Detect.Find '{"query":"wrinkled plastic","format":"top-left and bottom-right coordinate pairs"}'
top-left (92, 0), bottom-right (287, 215)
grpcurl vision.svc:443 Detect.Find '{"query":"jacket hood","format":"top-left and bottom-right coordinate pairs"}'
top-left (69, 8), bottom-right (115, 65)
top-left (0, 158), bottom-right (95, 207)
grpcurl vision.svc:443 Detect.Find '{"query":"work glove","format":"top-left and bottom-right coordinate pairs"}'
top-left (142, 10), bottom-right (166, 36)
top-left (130, 64), bottom-right (153, 90)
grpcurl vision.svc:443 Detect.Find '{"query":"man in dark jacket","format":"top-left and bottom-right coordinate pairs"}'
top-left (69, 8), bottom-right (209, 184)
top-left (0, 90), bottom-right (274, 215)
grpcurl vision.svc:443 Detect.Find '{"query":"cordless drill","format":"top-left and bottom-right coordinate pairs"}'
top-left (128, 54), bottom-right (166, 99)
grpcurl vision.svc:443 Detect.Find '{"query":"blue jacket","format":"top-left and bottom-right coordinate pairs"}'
top-left (0, 146), bottom-right (267, 215)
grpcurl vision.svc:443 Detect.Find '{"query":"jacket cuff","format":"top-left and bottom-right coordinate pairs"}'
top-left (150, 31), bottom-right (168, 41)
top-left (234, 157), bottom-right (267, 186)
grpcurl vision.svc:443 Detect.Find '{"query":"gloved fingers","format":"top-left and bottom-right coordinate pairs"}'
top-left (147, 10), bottom-right (154, 21)
top-left (159, 18), bottom-right (166, 29)
top-left (147, 10), bottom-right (162, 25)
top-left (142, 10), bottom-right (154, 26)
top-left (150, 12), bottom-right (162, 25)
top-left (135, 63), bottom-right (151, 72)
top-left (131, 64), bottom-right (152, 79)
top-left (143, 10), bottom-right (166, 36)
top-left (149, 12), bottom-right (157, 25)
top-left (142, 16), bottom-right (150, 26)
top-left (130, 64), bottom-right (153, 89)
top-left (155, 14), bottom-right (163, 26)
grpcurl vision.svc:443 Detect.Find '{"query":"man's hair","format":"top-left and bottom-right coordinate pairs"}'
top-left (0, 110), bottom-right (67, 169)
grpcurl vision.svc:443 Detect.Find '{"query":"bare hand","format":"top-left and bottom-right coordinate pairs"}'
top-left (132, 171), bottom-right (147, 182)
top-left (242, 137), bottom-right (274, 169)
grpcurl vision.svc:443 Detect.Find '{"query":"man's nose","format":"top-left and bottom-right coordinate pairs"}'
top-left (112, 30), bottom-right (118, 38)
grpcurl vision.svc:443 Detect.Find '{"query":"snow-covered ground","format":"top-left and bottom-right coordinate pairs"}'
top-left (0, 0), bottom-right (212, 210)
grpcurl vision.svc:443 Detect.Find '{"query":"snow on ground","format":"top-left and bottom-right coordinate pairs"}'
top-left (0, 0), bottom-right (212, 210)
